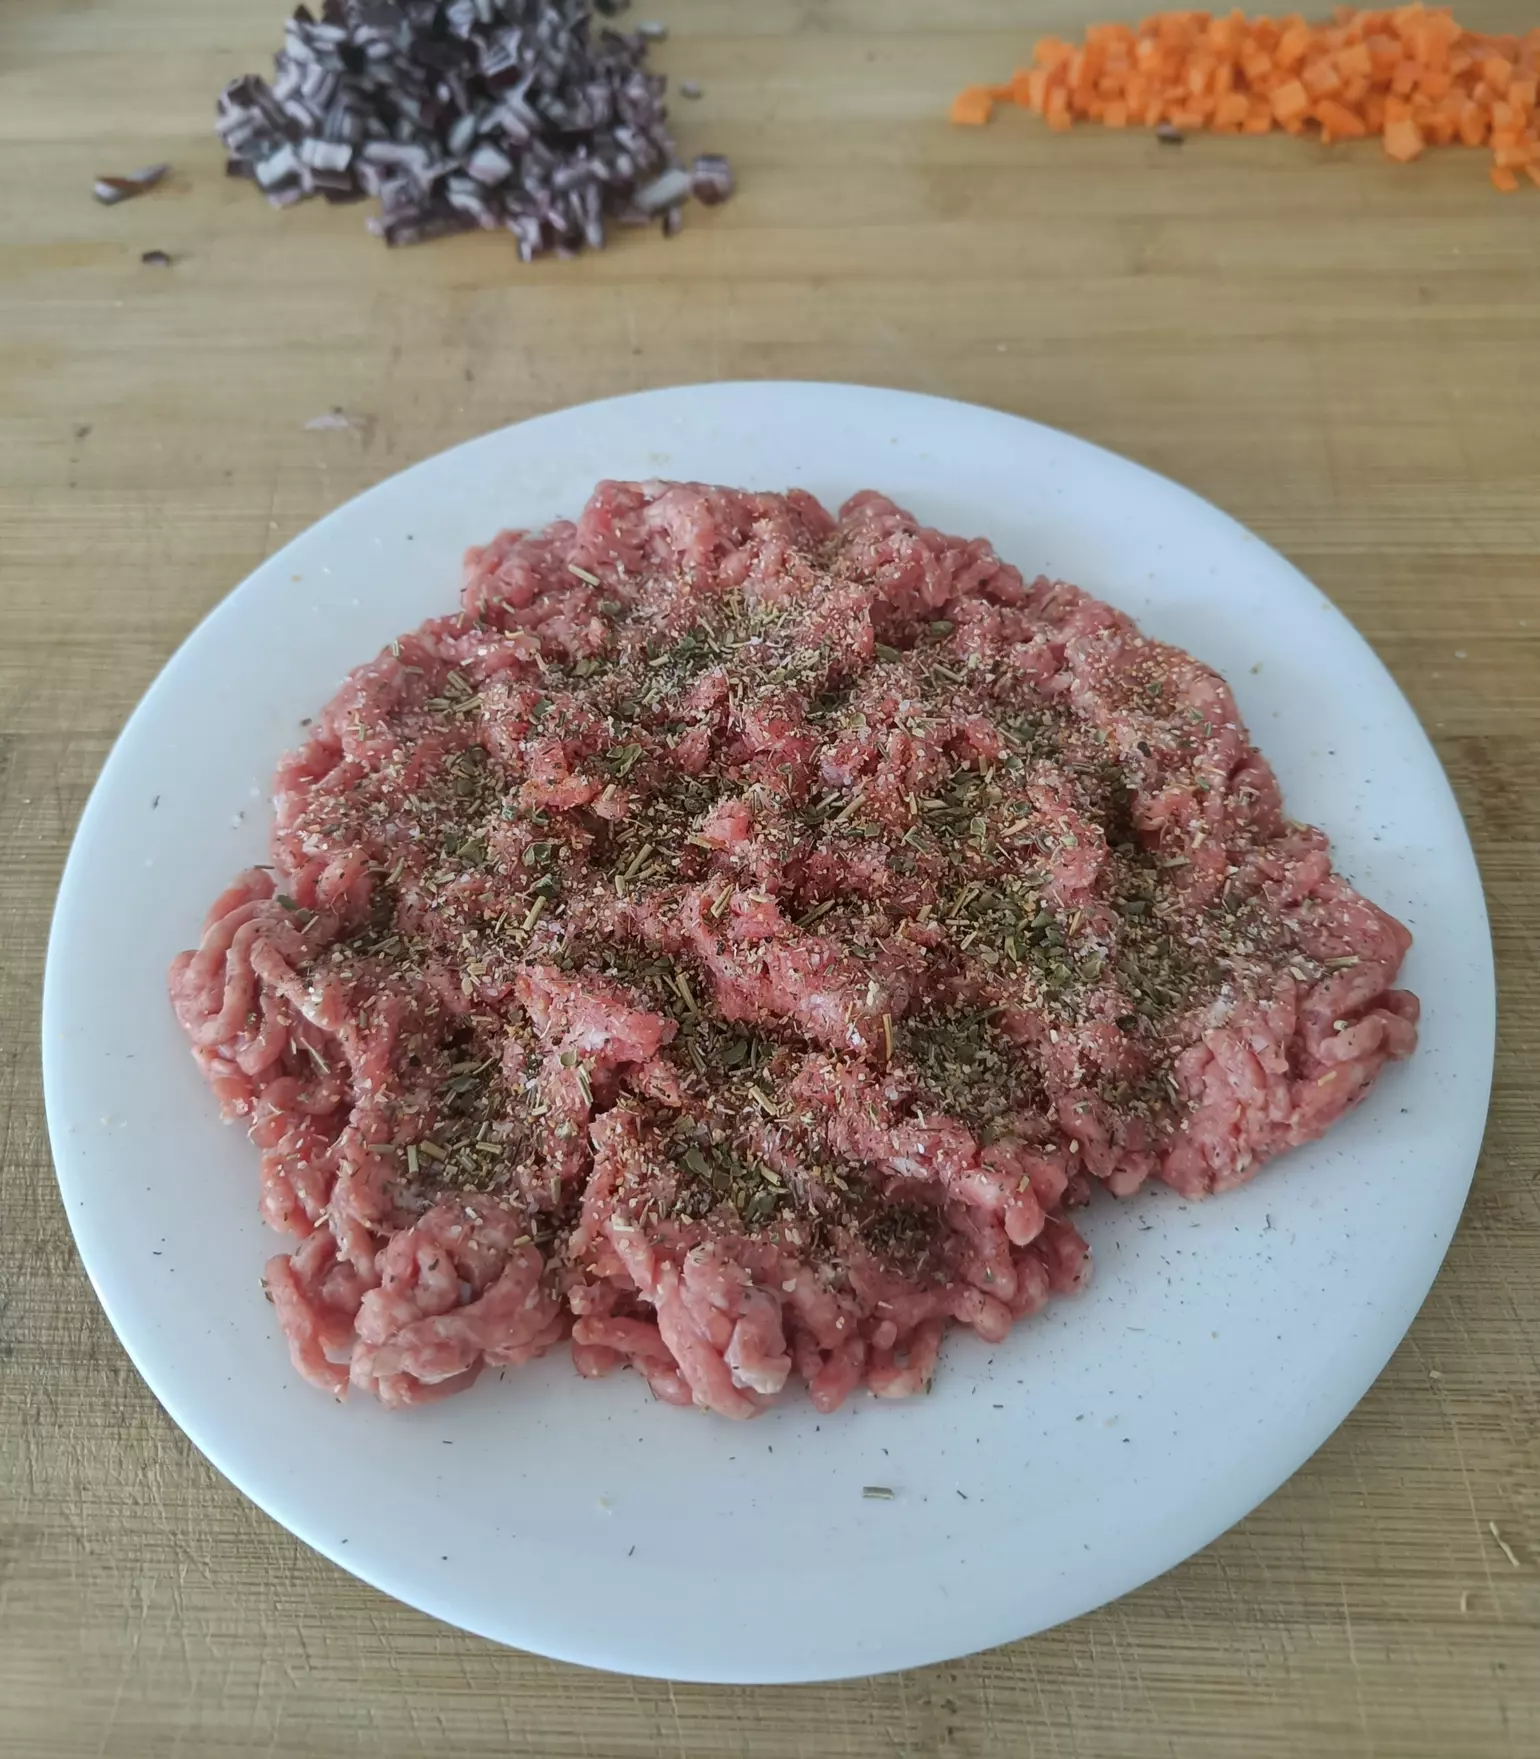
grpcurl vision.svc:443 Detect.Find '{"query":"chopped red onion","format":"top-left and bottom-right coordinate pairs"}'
top-left (690, 152), bottom-right (733, 205)
top-left (92, 164), bottom-right (170, 205)
top-left (216, 1), bottom-right (731, 260)
top-left (634, 165), bottom-right (690, 213)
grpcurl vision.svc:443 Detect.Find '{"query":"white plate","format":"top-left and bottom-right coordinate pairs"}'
top-left (44, 383), bottom-right (1493, 1684)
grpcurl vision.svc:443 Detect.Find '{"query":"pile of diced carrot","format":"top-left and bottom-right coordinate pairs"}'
top-left (951, 7), bottom-right (1540, 190)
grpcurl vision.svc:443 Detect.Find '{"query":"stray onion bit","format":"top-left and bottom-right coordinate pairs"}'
top-left (93, 164), bottom-right (170, 205)
top-left (690, 152), bottom-right (734, 205)
top-left (862, 1485), bottom-right (897, 1500)
top-left (216, 0), bottom-right (733, 261)
top-left (634, 166), bottom-right (691, 214)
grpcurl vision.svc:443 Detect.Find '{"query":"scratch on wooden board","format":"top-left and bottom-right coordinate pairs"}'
top-left (1488, 1522), bottom-right (1522, 1570)
top-left (663, 1678), bottom-right (688, 1759)
top-left (1416, 1333), bottom-right (1503, 1615)
top-left (1340, 1582), bottom-right (1373, 1754)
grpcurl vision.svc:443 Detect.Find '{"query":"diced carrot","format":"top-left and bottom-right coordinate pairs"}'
top-left (1316, 96), bottom-right (1370, 134)
top-left (1423, 11), bottom-right (1461, 50)
top-left (1208, 13), bottom-right (1245, 54)
top-left (1482, 54), bottom-right (1513, 92)
top-left (950, 86), bottom-right (995, 126)
top-left (954, 8), bottom-right (1537, 196)
top-left (1271, 76), bottom-right (1312, 121)
top-left (1367, 32), bottom-right (1401, 73)
top-left (1277, 23), bottom-right (1314, 64)
top-left (1391, 4), bottom-right (1427, 41)
top-left (1383, 114), bottom-right (1424, 157)
top-left (1411, 23), bottom-right (1449, 68)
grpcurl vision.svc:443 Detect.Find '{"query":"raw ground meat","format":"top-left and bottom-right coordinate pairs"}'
top-left (169, 480), bottom-right (1418, 1416)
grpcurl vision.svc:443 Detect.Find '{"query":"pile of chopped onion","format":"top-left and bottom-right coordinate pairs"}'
top-left (218, 0), bottom-right (732, 258)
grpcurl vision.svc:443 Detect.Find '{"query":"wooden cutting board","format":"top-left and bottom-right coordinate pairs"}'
top-left (1, 0), bottom-right (1537, 1752)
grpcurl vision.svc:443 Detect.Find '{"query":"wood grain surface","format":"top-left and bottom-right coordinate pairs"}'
top-left (3, 0), bottom-right (1538, 1752)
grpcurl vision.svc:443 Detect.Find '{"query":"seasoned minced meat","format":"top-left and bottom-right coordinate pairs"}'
top-left (169, 480), bottom-right (1417, 1415)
